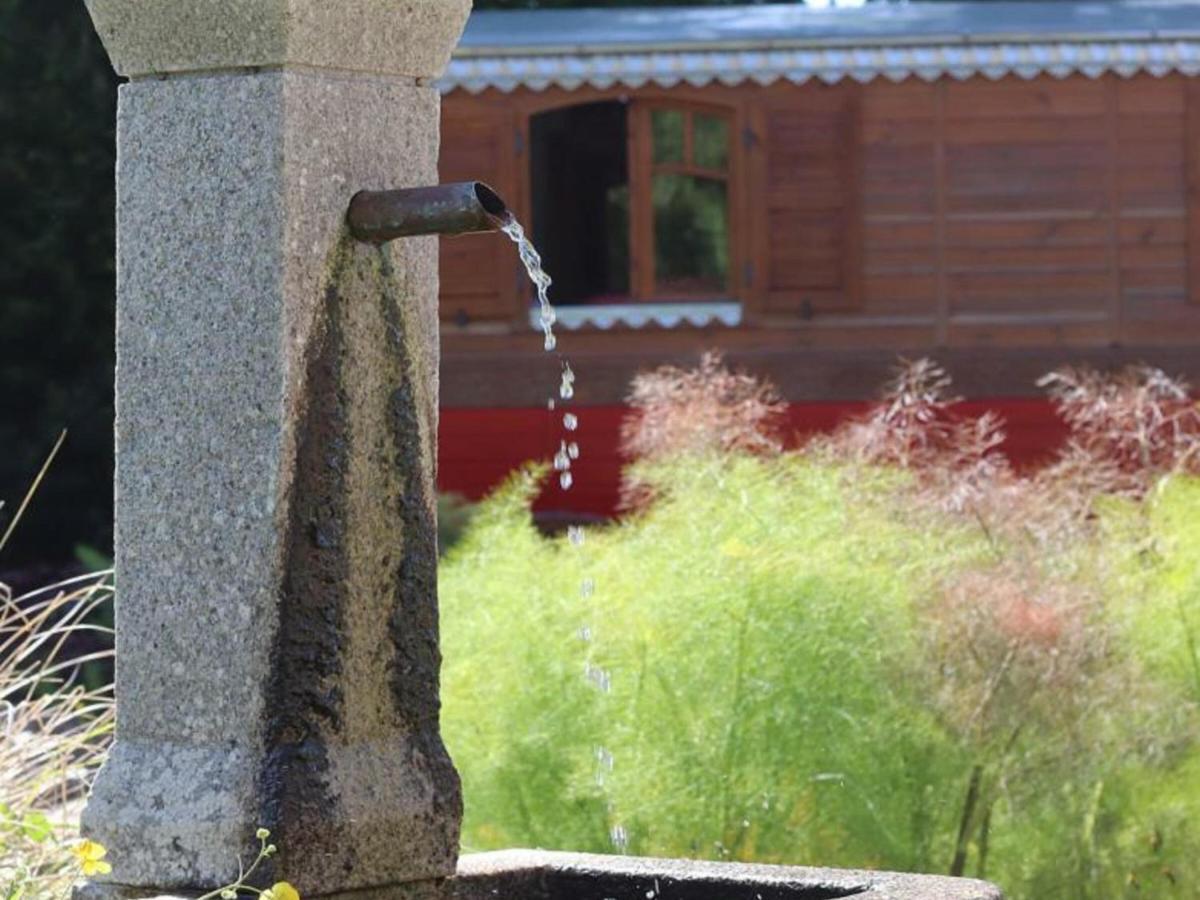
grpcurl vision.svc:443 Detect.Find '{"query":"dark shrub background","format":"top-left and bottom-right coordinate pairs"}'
top-left (0, 0), bottom-right (117, 573)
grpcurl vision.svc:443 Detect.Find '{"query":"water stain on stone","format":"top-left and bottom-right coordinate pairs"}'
top-left (259, 238), bottom-right (355, 885)
top-left (377, 248), bottom-right (463, 832)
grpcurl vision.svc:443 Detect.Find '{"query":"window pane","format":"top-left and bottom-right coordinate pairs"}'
top-left (693, 113), bottom-right (730, 171)
top-left (605, 184), bottom-right (630, 297)
top-left (652, 173), bottom-right (729, 295)
top-left (651, 109), bottom-right (685, 165)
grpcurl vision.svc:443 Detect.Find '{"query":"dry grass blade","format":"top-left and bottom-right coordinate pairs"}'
top-left (810, 358), bottom-right (1012, 515)
top-left (0, 431), bottom-right (67, 556)
top-left (621, 351), bottom-right (786, 463)
top-left (620, 351), bottom-right (786, 510)
top-left (1038, 365), bottom-right (1200, 497)
top-left (0, 572), bottom-right (114, 898)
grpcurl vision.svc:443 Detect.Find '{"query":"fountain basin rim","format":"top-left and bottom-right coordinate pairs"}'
top-left (454, 849), bottom-right (1004, 900)
top-left (72, 850), bottom-right (1002, 900)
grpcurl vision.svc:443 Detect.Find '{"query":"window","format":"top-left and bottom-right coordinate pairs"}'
top-left (529, 100), bottom-right (736, 322)
top-left (643, 106), bottom-right (732, 298)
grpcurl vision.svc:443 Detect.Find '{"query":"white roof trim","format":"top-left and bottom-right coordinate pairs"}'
top-left (530, 301), bottom-right (742, 331)
top-left (440, 39), bottom-right (1200, 94)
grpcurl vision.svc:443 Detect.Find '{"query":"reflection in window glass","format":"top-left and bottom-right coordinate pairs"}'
top-left (605, 184), bottom-right (630, 297)
top-left (693, 114), bottom-right (730, 171)
top-left (651, 109), bottom-right (685, 165)
top-left (652, 173), bottom-right (729, 295)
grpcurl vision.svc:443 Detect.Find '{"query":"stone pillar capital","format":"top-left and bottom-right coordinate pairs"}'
top-left (83, 0), bottom-right (470, 79)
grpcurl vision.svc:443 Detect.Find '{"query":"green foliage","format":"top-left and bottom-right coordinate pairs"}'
top-left (1, 806), bottom-right (52, 900)
top-left (0, 0), bottom-right (118, 567)
top-left (1112, 479), bottom-right (1200, 705)
top-left (438, 492), bottom-right (478, 557)
top-left (440, 457), bottom-right (1200, 899)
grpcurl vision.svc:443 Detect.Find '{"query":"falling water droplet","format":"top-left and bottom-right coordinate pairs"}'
top-left (563, 412), bottom-right (579, 431)
top-left (501, 215), bottom-right (561, 358)
top-left (578, 625), bottom-right (593, 642)
top-left (568, 525), bottom-right (585, 546)
top-left (554, 443), bottom-right (571, 472)
top-left (581, 578), bottom-right (596, 598)
top-left (560, 471), bottom-right (573, 491)
top-left (548, 398), bottom-right (556, 411)
top-left (610, 825), bottom-right (629, 853)
top-left (560, 363), bottom-right (575, 400)
top-left (585, 662), bottom-right (611, 692)
top-left (567, 442), bottom-right (580, 460)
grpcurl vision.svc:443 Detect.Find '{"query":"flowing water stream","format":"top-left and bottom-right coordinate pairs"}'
top-left (500, 212), bottom-right (626, 853)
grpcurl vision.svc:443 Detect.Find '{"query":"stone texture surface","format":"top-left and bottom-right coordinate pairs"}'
top-left (80, 65), bottom-right (460, 895)
top-left (82, 0), bottom-right (470, 79)
top-left (76, 851), bottom-right (1005, 900)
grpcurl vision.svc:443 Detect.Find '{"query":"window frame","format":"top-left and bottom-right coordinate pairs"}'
top-left (629, 99), bottom-right (739, 302)
top-left (515, 91), bottom-right (747, 324)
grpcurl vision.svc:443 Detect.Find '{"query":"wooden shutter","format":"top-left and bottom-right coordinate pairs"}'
top-left (759, 83), bottom-right (862, 317)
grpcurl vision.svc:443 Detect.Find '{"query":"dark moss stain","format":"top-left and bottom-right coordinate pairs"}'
top-left (254, 239), bottom-right (461, 888)
top-left (258, 238), bottom-right (355, 884)
top-left (377, 248), bottom-right (463, 829)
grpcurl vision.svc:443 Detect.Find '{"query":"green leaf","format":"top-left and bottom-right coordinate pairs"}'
top-left (74, 542), bottom-right (114, 574)
top-left (20, 812), bottom-right (53, 843)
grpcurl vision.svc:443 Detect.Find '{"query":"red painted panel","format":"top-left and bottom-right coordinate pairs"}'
top-left (438, 398), bottom-right (1071, 517)
top-left (439, 405), bottom-right (626, 517)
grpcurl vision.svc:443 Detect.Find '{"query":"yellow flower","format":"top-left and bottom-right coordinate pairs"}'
top-left (262, 882), bottom-right (300, 900)
top-left (73, 840), bottom-right (112, 876)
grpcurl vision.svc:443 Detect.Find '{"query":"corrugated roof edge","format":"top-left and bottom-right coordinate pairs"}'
top-left (440, 39), bottom-right (1200, 94)
top-left (450, 31), bottom-right (1200, 59)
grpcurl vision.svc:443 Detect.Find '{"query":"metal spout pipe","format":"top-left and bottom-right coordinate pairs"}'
top-left (347, 181), bottom-right (509, 243)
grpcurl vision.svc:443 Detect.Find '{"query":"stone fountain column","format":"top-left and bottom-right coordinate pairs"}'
top-left (80, 2), bottom-right (470, 895)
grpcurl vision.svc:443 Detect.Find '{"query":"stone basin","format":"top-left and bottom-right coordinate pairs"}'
top-left (452, 851), bottom-right (1001, 900)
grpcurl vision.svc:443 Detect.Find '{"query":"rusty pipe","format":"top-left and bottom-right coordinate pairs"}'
top-left (347, 181), bottom-right (509, 243)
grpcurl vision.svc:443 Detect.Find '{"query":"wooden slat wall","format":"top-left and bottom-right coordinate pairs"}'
top-left (860, 80), bottom-right (938, 326)
top-left (439, 94), bottom-right (517, 326)
top-left (1117, 76), bottom-right (1194, 341)
top-left (859, 73), bottom-right (1199, 346)
top-left (1188, 80), bottom-right (1200, 308)
top-left (941, 77), bottom-right (1112, 343)
top-left (439, 73), bottom-right (1200, 350)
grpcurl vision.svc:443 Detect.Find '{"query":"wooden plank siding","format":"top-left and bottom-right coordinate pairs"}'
top-left (1184, 79), bottom-right (1200, 308)
top-left (859, 79), bottom-right (939, 333)
top-left (438, 94), bottom-right (519, 328)
top-left (438, 73), bottom-right (1200, 404)
top-left (755, 82), bottom-right (862, 319)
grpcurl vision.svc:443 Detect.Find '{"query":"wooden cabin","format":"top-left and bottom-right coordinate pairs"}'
top-left (436, 1), bottom-right (1200, 516)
